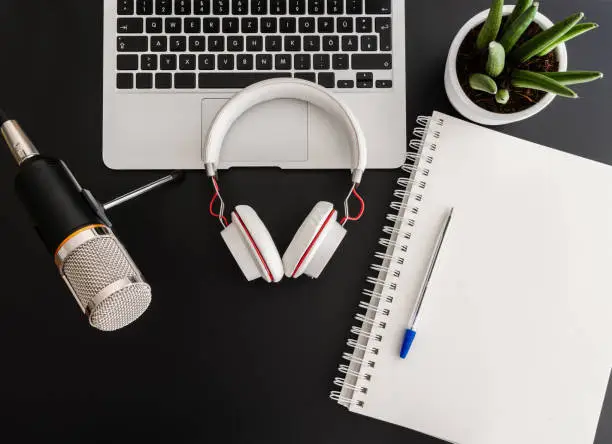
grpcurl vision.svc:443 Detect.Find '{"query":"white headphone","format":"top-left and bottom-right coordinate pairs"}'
top-left (204, 78), bottom-right (367, 283)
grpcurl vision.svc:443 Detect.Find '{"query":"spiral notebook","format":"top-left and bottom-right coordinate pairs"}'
top-left (331, 112), bottom-right (612, 444)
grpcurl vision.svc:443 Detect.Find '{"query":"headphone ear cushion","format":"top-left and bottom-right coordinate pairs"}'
top-left (221, 205), bottom-right (284, 283)
top-left (282, 202), bottom-right (347, 279)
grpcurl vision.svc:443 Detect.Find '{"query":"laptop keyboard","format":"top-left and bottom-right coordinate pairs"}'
top-left (115, 0), bottom-right (393, 90)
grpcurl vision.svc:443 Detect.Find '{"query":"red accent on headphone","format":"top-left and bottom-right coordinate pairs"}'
top-left (340, 187), bottom-right (365, 225)
top-left (292, 209), bottom-right (337, 278)
top-left (233, 210), bottom-right (275, 282)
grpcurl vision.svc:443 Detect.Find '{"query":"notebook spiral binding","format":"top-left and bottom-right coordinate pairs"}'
top-left (330, 115), bottom-right (445, 409)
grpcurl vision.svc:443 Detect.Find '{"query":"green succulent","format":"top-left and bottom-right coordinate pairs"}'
top-left (469, 0), bottom-right (603, 105)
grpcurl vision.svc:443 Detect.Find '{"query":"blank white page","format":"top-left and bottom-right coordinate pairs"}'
top-left (352, 112), bottom-right (612, 444)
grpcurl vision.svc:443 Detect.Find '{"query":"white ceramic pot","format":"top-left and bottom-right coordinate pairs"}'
top-left (444, 5), bottom-right (568, 126)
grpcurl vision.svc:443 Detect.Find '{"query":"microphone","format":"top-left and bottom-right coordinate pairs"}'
top-left (0, 111), bottom-right (182, 331)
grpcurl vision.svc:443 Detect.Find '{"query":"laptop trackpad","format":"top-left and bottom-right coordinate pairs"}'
top-left (202, 98), bottom-right (308, 164)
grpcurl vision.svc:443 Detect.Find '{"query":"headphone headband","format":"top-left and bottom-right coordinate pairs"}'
top-left (203, 78), bottom-right (367, 184)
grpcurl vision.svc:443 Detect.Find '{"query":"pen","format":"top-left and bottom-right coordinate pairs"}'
top-left (400, 208), bottom-right (454, 359)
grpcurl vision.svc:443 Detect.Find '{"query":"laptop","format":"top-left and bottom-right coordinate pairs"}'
top-left (103, 0), bottom-right (406, 170)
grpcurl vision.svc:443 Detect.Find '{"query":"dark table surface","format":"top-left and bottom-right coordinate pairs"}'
top-left (0, 1), bottom-right (611, 443)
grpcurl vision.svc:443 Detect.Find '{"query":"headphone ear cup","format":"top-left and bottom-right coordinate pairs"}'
top-left (221, 205), bottom-right (284, 283)
top-left (282, 202), bottom-right (347, 279)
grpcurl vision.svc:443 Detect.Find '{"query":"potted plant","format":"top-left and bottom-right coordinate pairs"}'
top-left (445, 0), bottom-right (604, 125)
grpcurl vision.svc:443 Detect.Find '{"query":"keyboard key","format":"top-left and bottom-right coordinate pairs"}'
top-left (365, 0), bottom-right (391, 14)
top-left (304, 35), bottom-right (320, 51)
top-left (136, 0), bottom-right (153, 14)
top-left (118, 0), bottom-right (134, 15)
top-left (318, 17), bottom-right (334, 33)
top-left (342, 35), bottom-right (358, 51)
top-left (117, 54), bottom-right (139, 70)
top-left (323, 36), bottom-right (339, 51)
top-left (265, 36), bottom-right (282, 51)
top-left (155, 73), bottom-right (172, 88)
top-left (376, 80), bottom-right (392, 88)
top-left (155, 0), bottom-right (172, 15)
top-left (242, 17), bottom-right (258, 33)
top-left (337, 18), bottom-right (353, 33)
top-left (251, 0), bottom-right (267, 15)
top-left (223, 18), bottom-right (239, 33)
top-left (199, 72), bottom-right (290, 88)
top-left (151, 36), bottom-right (168, 51)
top-left (361, 35), bottom-right (378, 51)
top-left (294, 72), bottom-right (316, 82)
top-left (347, 0), bottom-right (363, 14)
top-left (338, 79), bottom-right (355, 88)
top-left (117, 73), bottom-right (133, 89)
top-left (318, 72), bottom-right (335, 88)
top-left (165, 18), bottom-right (181, 33)
top-left (313, 53), bottom-right (330, 70)
top-left (185, 18), bottom-right (201, 33)
top-left (285, 36), bottom-right (301, 51)
top-left (227, 36), bottom-right (244, 51)
top-left (261, 18), bottom-right (277, 33)
top-left (146, 17), bottom-right (162, 33)
top-left (233, 0), bottom-right (248, 14)
top-left (199, 54), bottom-right (215, 70)
top-left (356, 17), bottom-right (372, 33)
top-left (118, 18), bottom-right (143, 33)
top-left (189, 36), bottom-right (206, 51)
top-left (327, 0), bottom-right (343, 14)
top-left (270, 0), bottom-right (286, 15)
top-left (247, 36), bottom-right (263, 51)
top-left (256, 54), bottom-right (273, 70)
top-left (136, 72), bottom-right (153, 89)
top-left (170, 36), bottom-right (187, 51)
top-left (309, 0), bottom-right (324, 14)
top-left (376, 17), bottom-right (392, 51)
top-left (117, 36), bottom-right (148, 52)
top-left (275, 54), bottom-right (292, 70)
top-left (160, 54), bottom-right (177, 70)
top-left (352, 54), bottom-right (391, 69)
top-left (179, 54), bottom-right (196, 69)
top-left (213, 0), bottom-right (229, 14)
top-left (141, 54), bottom-right (158, 70)
top-left (280, 18), bottom-right (296, 33)
top-left (208, 36), bottom-right (225, 51)
top-left (294, 54), bottom-right (311, 70)
top-left (203, 18), bottom-right (220, 33)
top-left (174, 0), bottom-right (191, 14)
top-left (289, 0), bottom-right (305, 14)
top-left (332, 54), bottom-right (349, 70)
top-left (357, 72), bottom-right (373, 81)
top-left (357, 79), bottom-right (373, 88)
top-left (299, 18), bottom-right (315, 33)
top-left (194, 0), bottom-right (210, 14)
top-left (237, 54), bottom-right (253, 70)
top-left (175, 73), bottom-right (196, 88)
top-left (218, 54), bottom-right (235, 70)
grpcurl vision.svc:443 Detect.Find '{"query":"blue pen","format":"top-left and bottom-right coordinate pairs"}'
top-left (400, 208), bottom-right (454, 359)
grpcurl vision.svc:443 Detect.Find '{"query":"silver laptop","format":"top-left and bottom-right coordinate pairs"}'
top-left (103, 0), bottom-right (406, 170)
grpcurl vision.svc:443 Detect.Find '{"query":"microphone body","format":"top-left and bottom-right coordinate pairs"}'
top-left (2, 119), bottom-right (151, 331)
top-left (16, 156), bottom-right (105, 253)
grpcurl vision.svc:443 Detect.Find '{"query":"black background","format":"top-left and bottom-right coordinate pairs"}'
top-left (0, 1), bottom-right (611, 443)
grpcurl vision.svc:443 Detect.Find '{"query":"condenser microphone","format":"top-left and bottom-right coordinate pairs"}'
top-left (0, 111), bottom-right (181, 331)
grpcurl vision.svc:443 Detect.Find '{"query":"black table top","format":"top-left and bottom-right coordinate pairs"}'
top-left (0, 1), bottom-right (610, 443)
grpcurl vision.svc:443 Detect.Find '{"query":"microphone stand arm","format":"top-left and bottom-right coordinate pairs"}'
top-left (103, 171), bottom-right (184, 211)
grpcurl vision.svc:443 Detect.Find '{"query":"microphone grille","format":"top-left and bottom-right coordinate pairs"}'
top-left (62, 235), bottom-right (151, 331)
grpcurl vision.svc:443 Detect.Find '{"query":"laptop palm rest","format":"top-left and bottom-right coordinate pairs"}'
top-left (202, 98), bottom-right (308, 164)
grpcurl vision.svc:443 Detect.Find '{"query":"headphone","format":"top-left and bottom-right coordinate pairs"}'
top-left (204, 78), bottom-right (367, 283)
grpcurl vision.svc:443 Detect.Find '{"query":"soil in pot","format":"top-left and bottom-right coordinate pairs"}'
top-left (456, 19), bottom-right (559, 114)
